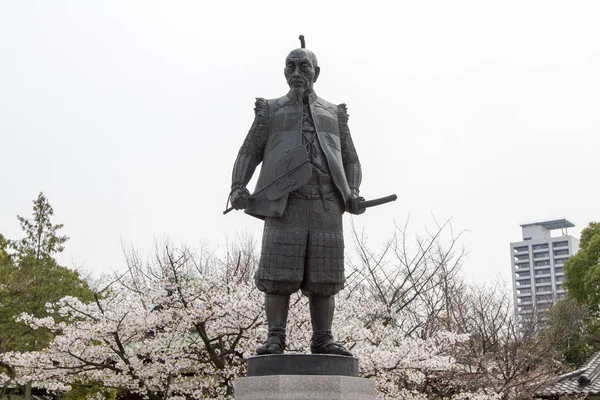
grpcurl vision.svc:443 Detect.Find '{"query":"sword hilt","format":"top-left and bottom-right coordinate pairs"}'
top-left (358, 194), bottom-right (397, 209)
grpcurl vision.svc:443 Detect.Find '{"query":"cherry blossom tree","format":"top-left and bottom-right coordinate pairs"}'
top-left (1, 224), bottom-right (514, 400)
top-left (4, 286), bottom-right (473, 400)
top-left (3, 244), bottom-right (264, 399)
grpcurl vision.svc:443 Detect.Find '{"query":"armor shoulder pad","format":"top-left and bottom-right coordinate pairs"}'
top-left (254, 98), bottom-right (269, 117)
top-left (337, 103), bottom-right (349, 124)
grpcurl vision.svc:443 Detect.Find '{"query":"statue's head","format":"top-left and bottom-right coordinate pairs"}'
top-left (284, 35), bottom-right (320, 95)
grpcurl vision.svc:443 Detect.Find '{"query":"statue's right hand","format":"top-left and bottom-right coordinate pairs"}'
top-left (230, 187), bottom-right (252, 210)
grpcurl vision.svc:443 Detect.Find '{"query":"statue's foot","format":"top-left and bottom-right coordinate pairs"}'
top-left (310, 329), bottom-right (352, 357)
top-left (311, 341), bottom-right (353, 356)
top-left (256, 330), bottom-right (285, 355)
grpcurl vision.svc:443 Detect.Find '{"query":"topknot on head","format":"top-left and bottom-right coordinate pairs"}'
top-left (287, 35), bottom-right (318, 68)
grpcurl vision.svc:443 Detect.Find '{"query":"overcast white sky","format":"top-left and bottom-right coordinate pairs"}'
top-left (1, 1), bottom-right (598, 286)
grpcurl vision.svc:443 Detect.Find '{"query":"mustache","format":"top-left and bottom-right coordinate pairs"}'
top-left (288, 75), bottom-right (307, 85)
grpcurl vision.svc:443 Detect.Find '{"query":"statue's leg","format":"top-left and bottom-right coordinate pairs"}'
top-left (255, 280), bottom-right (300, 355)
top-left (255, 293), bottom-right (290, 355)
top-left (254, 196), bottom-right (307, 355)
top-left (303, 284), bottom-right (353, 357)
top-left (309, 293), bottom-right (334, 334)
top-left (302, 190), bottom-right (351, 355)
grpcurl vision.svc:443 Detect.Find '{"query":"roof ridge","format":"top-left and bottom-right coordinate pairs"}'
top-left (558, 367), bottom-right (587, 382)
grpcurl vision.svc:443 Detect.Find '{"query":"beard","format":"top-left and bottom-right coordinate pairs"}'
top-left (288, 87), bottom-right (306, 102)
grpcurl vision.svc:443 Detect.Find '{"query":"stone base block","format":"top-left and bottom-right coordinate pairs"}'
top-left (247, 354), bottom-right (359, 377)
top-left (234, 375), bottom-right (377, 400)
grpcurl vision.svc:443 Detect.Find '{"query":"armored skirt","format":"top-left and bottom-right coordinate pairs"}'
top-left (254, 184), bottom-right (345, 297)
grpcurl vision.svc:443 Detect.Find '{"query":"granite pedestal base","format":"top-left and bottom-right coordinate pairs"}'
top-left (234, 354), bottom-right (377, 400)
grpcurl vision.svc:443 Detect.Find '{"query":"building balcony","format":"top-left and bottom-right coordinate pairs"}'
top-left (532, 247), bottom-right (549, 253)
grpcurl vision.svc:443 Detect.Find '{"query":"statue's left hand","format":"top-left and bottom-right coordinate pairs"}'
top-left (347, 196), bottom-right (366, 215)
top-left (230, 187), bottom-right (252, 210)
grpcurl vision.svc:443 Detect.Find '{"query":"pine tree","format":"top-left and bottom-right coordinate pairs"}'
top-left (0, 193), bottom-right (95, 397)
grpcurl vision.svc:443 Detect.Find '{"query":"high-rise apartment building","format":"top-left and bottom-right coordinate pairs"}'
top-left (510, 218), bottom-right (579, 333)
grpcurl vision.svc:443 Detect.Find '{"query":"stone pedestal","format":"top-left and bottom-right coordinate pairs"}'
top-left (234, 354), bottom-right (377, 400)
top-left (235, 374), bottom-right (376, 400)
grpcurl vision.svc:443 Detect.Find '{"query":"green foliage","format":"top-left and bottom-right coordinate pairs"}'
top-left (0, 234), bottom-right (16, 378)
top-left (553, 221), bottom-right (600, 367)
top-left (0, 233), bottom-right (9, 259)
top-left (540, 298), bottom-right (595, 366)
top-left (62, 382), bottom-right (118, 400)
top-left (11, 192), bottom-right (69, 262)
top-left (0, 256), bottom-right (95, 351)
top-left (0, 193), bottom-right (95, 354)
top-left (564, 222), bottom-right (600, 313)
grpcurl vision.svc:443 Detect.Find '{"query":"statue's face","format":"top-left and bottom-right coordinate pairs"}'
top-left (284, 49), bottom-right (320, 93)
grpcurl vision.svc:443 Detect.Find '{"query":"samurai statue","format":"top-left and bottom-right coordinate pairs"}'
top-left (228, 36), bottom-right (365, 356)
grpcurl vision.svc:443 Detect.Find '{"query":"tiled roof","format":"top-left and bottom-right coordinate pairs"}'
top-left (537, 352), bottom-right (600, 397)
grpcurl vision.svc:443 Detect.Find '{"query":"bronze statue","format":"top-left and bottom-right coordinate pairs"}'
top-left (227, 36), bottom-right (394, 357)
